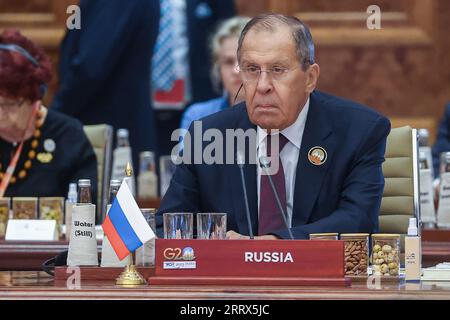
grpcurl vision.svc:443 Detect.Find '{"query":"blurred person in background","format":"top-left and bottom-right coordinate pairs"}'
top-left (180, 16), bottom-right (250, 131)
top-left (152, 0), bottom-right (236, 156)
top-left (50, 0), bottom-right (159, 173)
top-left (0, 29), bottom-right (97, 200)
top-left (432, 102), bottom-right (450, 178)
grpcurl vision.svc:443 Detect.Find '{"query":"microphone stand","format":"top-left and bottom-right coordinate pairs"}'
top-left (237, 152), bottom-right (254, 239)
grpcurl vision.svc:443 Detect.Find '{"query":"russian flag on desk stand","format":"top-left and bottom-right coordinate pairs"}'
top-left (102, 180), bottom-right (155, 260)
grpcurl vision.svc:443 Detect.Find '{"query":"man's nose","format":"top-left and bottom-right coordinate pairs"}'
top-left (256, 71), bottom-right (273, 94)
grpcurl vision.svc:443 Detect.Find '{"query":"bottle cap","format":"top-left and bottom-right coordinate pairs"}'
top-left (110, 179), bottom-right (121, 187)
top-left (140, 151), bottom-right (154, 158)
top-left (78, 179), bottom-right (91, 187)
top-left (117, 128), bottom-right (129, 138)
top-left (408, 218), bottom-right (418, 236)
top-left (440, 152), bottom-right (450, 163)
top-left (418, 128), bottom-right (429, 137)
top-left (418, 129), bottom-right (429, 147)
top-left (419, 150), bottom-right (427, 161)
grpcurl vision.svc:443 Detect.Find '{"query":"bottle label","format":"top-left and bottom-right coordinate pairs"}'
top-left (420, 146), bottom-right (435, 183)
top-left (112, 147), bottom-right (133, 181)
top-left (437, 172), bottom-right (450, 227)
top-left (420, 169), bottom-right (436, 223)
top-left (138, 172), bottom-right (158, 198)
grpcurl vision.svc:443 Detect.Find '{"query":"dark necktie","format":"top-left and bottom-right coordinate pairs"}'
top-left (258, 133), bottom-right (289, 235)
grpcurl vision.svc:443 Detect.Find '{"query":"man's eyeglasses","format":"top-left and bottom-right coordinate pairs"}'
top-left (237, 65), bottom-right (301, 82)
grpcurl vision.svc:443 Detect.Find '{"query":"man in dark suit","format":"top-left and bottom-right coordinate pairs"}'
top-left (154, 0), bottom-right (236, 156)
top-left (156, 13), bottom-right (391, 240)
top-left (50, 0), bottom-right (159, 171)
top-left (432, 103), bottom-right (450, 177)
top-left (187, 0), bottom-right (236, 102)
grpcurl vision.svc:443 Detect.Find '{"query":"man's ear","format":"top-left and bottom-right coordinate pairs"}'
top-left (305, 63), bottom-right (320, 94)
top-left (31, 100), bottom-right (42, 109)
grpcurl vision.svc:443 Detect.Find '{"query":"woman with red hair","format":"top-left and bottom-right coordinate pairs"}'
top-left (0, 29), bottom-right (97, 200)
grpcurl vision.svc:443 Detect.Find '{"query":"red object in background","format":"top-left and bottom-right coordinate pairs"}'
top-left (149, 239), bottom-right (349, 286)
top-left (154, 79), bottom-right (185, 105)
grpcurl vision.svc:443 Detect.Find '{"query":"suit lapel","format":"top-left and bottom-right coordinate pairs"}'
top-left (292, 92), bottom-right (338, 226)
top-left (229, 104), bottom-right (259, 235)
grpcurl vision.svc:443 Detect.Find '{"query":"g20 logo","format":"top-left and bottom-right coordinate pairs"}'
top-left (163, 247), bottom-right (195, 260)
top-left (163, 248), bottom-right (182, 260)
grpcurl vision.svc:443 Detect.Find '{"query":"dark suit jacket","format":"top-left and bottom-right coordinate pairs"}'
top-left (156, 90), bottom-right (391, 239)
top-left (432, 103), bottom-right (450, 177)
top-left (154, 0), bottom-right (235, 157)
top-left (50, 0), bottom-right (159, 170)
top-left (186, 0), bottom-right (236, 102)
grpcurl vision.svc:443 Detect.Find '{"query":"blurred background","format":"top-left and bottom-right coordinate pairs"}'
top-left (0, 0), bottom-right (449, 141)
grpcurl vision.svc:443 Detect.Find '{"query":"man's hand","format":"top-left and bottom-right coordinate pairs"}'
top-left (226, 230), bottom-right (278, 240)
top-left (256, 234), bottom-right (279, 240)
top-left (226, 230), bottom-right (250, 240)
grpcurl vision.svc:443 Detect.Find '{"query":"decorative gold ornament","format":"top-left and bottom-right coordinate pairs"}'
top-left (18, 170), bottom-right (27, 179)
top-left (31, 139), bottom-right (39, 149)
top-left (37, 152), bottom-right (53, 164)
top-left (24, 160), bottom-right (32, 169)
top-left (125, 162), bottom-right (133, 177)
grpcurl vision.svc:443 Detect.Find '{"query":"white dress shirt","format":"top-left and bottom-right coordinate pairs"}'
top-left (257, 98), bottom-right (310, 227)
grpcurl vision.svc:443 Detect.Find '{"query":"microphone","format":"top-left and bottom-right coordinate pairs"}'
top-left (259, 156), bottom-right (294, 240)
top-left (233, 83), bottom-right (243, 105)
top-left (237, 151), bottom-right (254, 239)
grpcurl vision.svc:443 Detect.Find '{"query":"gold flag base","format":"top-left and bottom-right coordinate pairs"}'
top-left (116, 264), bottom-right (147, 286)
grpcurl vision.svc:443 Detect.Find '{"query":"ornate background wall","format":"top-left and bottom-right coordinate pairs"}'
top-left (1, 0), bottom-right (449, 141)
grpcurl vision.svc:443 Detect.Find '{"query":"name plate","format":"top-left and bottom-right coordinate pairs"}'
top-left (151, 239), bottom-right (346, 286)
top-left (5, 219), bottom-right (58, 241)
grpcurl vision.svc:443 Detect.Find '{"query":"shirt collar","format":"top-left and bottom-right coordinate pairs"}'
top-left (257, 97), bottom-right (310, 149)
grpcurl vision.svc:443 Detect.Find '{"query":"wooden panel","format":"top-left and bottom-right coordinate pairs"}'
top-left (422, 241), bottom-right (450, 267)
top-left (137, 197), bottom-right (161, 210)
top-left (148, 276), bottom-right (350, 286)
top-left (390, 117), bottom-right (436, 143)
top-left (0, 240), bottom-right (102, 271)
top-left (0, 240), bottom-right (68, 271)
top-left (268, 0), bottom-right (409, 16)
top-left (422, 229), bottom-right (450, 242)
top-left (309, 26), bottom-right (431, 46)
top-left (235, 0), bottom-right (268, 17)
top-left (55, 266), bottom-right (155, 281)
top-left (0, 0), bottom-right (51, 13)
top-left (295, 0), bottom-right (408, 12)
top-left (314, 46), bottom-right (442, 120)
top-left (262, 0), bottom-right (450, 144)
top-left (50, 0), bottom-right (77, 25)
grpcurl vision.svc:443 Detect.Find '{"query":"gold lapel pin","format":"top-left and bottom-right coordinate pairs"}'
top-left (308, 146), bottom-right (327, 166)
top-left (37, 152), bottom-right (53, 164)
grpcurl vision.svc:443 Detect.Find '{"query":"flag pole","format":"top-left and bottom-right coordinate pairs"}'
top-left (116, 162), bottom-right (147, 286)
